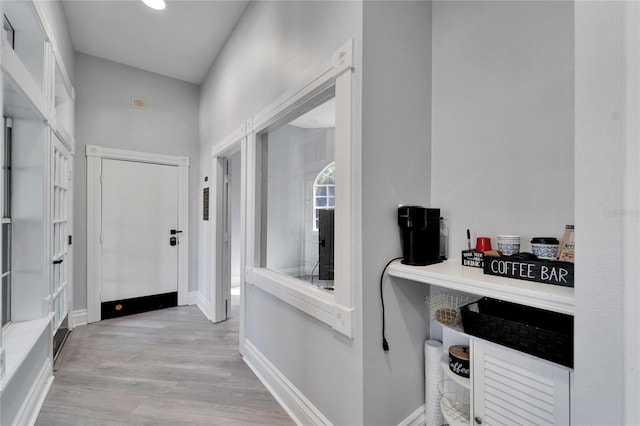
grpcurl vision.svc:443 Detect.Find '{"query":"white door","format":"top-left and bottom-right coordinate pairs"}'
top-left (101, 159), bottom-right (179, 303)
top-left (51, 135), bottom-right (71, 331)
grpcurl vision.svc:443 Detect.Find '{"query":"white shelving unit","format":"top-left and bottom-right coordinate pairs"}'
top-left (388, 259), bottom-right (574, 315)
top-left (434, 320), bottom-right (572, 425)
top-left (413, 259), bottom-right (575, 424)
top-left (441, 353), bottom-right (470, 389)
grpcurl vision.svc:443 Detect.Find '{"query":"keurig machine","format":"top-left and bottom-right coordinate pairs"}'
top-left (398, 206), bottom-right (441, 266)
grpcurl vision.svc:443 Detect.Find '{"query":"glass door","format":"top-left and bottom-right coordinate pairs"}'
top-left (51, 135), bottom-right (71, 333)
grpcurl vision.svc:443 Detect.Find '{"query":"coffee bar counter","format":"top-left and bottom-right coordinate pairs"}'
top-left (387, 259), bottom-right (575, 316)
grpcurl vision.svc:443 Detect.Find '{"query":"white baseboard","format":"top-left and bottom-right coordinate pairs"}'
top-left (242, 339), bottom-right (330, 426)
top-left (398, 405), bottom-right (426, 426)
top-left (14, 358), bottom-right (53, 426)
top-left (188, 291), bottom-right (198, 306)
top-left (196, 292), bottom-right (212, 321)
top-left (70, 309), bottom-right (88, 328)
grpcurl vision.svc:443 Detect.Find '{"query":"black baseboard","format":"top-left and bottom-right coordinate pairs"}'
top-left (101, 292), bottom-right (178, 320)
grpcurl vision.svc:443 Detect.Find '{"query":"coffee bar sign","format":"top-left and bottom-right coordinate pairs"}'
top-left (483, 258), bottom-right (574, 287)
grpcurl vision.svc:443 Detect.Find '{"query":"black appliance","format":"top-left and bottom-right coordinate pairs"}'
top-left (318, 209), bottom-right (335, 280)
top-left (398, 206), bottom-right (441, 266)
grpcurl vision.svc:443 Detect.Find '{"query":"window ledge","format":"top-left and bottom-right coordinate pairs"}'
top-left (1, 313), bottom-right (54, 389)
top-left (247, 267), bottom-right (353, 337)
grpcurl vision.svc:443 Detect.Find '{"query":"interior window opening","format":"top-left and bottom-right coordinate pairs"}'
top-left (260, 93), bottom-right (336, 291)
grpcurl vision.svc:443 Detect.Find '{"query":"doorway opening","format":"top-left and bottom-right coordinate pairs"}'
top-left (227, 151), bottom-right (241, 310)
top-left (86, 146), bottom-right (190, 324)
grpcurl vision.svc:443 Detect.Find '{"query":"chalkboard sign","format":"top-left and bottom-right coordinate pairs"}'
top-left (461, 250), bottom-right (484, 268)
top-left (483, 258), bottom-right (574, 287)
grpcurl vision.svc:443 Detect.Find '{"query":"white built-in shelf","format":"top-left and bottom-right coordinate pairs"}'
top-left (1, 313), bottom-right (54, 389)
top-left (388, 259), bottom-right (574, 315)
top-left (441, 353), bottom-right (470, 389)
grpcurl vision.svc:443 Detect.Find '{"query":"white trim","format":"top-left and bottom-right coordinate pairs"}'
top-left (86, 145), bottom-right (190, 167)
top-left (397, 405), bottom-right (426, 426)
top-left (177, 163), bottom-right (189, 306)
top-left (85, 145), bottom-right (190, 323)
top-left (242, 339), bottom-right (331, 426)
top-left (248, 268), bottom-right (335, 326)
top-left (246, 40), bottom-right (356, 338)
top-left (188, 291), bottom-right (198, 306)
top-left (252, 60), bottom-right (334, 132)
top-left (70, 309), bottom-right (87, 328)
top-left (211, 128), bottom-right (246, 325)
top-left (211, 155), bottom-right (228, 322)
top-left (13, 360), bottom-right (53, 426)
top-left (196, 292), bottom-right (212, 321)
top-left (211, 124), bottom-right (246, 158)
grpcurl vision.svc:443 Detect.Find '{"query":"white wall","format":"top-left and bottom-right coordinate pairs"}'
top-left (73, 53), bottom-right (199, 310)
top-left (199, 2), bottom-right (364, 424)
top-left (574, 2), bottom-right (630, 423)
top-left (431, 1), bottom-right (574, 255)
top-left (361, 2), bottom-right (433, 424)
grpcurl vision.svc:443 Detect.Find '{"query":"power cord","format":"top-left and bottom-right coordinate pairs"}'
top-left (380, 256), bottom-right (403, 351)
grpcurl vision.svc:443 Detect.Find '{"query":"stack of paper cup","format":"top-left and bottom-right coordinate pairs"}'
top-left (497, 235), bottom-right (521, 255)
top-left (425, 340), bottom-right (444, 426)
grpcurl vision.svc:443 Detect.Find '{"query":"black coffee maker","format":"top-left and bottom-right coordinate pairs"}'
top-left (398, 206), bottom-right (441, 266)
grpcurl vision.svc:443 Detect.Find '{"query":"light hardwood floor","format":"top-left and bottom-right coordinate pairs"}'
top-left (35, 305), bottom-right (293, 426)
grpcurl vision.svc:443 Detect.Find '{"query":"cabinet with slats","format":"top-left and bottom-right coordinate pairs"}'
top-left (472, 339), bottom-right (570, 426)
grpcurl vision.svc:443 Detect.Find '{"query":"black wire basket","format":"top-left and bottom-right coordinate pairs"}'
top-left (460, 297), bottom-right (573, 368)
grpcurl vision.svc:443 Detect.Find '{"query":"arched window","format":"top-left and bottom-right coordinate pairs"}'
top-left (313, 161), bottom-right (335, 231)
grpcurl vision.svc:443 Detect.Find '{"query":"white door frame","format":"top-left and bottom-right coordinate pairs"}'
top-left (211, 126), bottom-right (246, 332)
top-left (86, 145), bottom-right (189, 323)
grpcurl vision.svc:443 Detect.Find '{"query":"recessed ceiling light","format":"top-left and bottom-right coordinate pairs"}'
top-left (143, 0), bottom-right (166, 11)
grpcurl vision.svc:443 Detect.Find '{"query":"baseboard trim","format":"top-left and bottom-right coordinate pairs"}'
top-left (398, 405), bottom-right (425, 426)
top-left (188, 291), bottom-right (198, 305)
top-left (242, 339), bottom-right (330, 426)
top-left (71, 309), bottom-right (88, 328)
top-left (196, 292), bottom-right (212, 321)
top-left (101, 292), bottom-right (177, 320)
top-left (14, 358), bottom-right (53, 426)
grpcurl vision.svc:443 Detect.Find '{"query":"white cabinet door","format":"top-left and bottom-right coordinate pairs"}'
top-left (473, 339), bottom-right (570, 426)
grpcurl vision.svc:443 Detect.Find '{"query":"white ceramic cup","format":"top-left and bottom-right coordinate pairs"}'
top-left (497, 235), bottom-right (520, 256)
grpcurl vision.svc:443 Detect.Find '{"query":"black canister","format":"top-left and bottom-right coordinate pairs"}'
top-left (449, 345), bottom-right (470, 378)
top-left (397, 206), bottom-right (441, 266)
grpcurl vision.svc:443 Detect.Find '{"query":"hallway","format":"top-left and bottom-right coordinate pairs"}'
top-left (35, 306), bottom-right (293, 425)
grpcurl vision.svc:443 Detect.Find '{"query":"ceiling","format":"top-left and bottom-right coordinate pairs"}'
top-left (62, 0), bottom-right (249, 85)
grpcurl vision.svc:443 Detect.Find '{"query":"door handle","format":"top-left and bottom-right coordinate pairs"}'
top-left (170, 229), bottom-right (183, 235)
top-left (53, 259), bottom-right (64, 264)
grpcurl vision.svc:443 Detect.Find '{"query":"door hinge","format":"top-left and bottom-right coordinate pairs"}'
top-left (100, 233), bottom-right (103, 244)
top-left (100, 174), bottom-right (103, 184)
top-left (68, 235), bottom-right (72, 245)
